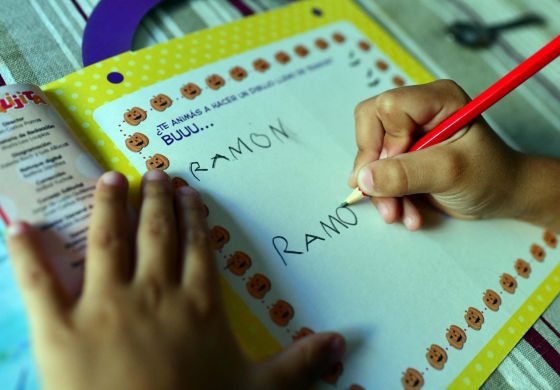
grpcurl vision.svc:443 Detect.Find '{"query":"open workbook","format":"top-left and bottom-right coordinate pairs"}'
top-left (1, 1), bottom-right (559, 388)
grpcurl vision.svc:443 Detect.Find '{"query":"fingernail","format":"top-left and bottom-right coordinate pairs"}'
top-left (378, 202), bottom-right (389, 220)
top-left (101, 171), bottom-right (126, 186)
top-left (177, 186), bottom-right (198, 197)
top-left (7, 221), bottom-right (27, 237)
top-left (329, 336), bottom-right (346, 362)
top-left (357, 169), bottom-right (374, 194)
top-left (404, 216), bottom-right (415, 230)
top-left (380, 148), bottom-right (388, 160)
top-left (144, 169), bottom-right (168, 182)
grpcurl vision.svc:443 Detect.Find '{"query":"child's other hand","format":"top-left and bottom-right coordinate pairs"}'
top-left (349, 80), bottom-right (526, 230)
top-left (8, 171), bottom-right (344, 390)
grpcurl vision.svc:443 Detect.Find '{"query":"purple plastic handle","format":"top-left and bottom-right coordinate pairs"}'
top-left (82, 0), bottom-right (164, 66)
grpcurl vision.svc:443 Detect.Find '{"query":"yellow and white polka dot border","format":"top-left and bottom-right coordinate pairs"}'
top-left (450, 262), bottom-right (560, 389)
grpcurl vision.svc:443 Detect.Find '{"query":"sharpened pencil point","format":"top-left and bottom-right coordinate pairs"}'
top-left (340, 202), bottom-right (348, 207)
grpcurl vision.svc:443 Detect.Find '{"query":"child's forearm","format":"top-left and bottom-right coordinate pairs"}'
top-left (515, 154), bottom-right (560, 232)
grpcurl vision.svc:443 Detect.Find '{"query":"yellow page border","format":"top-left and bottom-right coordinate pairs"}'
top-left (42, 0), bottom-right (559, 387)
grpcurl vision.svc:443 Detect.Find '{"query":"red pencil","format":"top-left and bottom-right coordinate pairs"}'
top-left (342, 34), bottom-right (560, 207)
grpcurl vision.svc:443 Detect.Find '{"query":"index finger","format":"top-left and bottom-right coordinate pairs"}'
top-left (350, 80), bottom-right (470, 187)
top-left (7, 222), bottom-right (68, 327)
top-left (176, 187), bottom-right (218, 300)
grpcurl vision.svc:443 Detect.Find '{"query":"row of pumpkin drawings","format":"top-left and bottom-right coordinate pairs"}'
top-left (206, 222), bottom-right (364, 388)
top-left (128, 30), bottom-right (405, 390)
top-left (120, 31), bottom-right (396, 128)
top-left (401, 230), bottom-right (558, 390)
top-left (120, 33), bottom-right (403, 177)
top-left (171, 178), bottom-right (560, 389)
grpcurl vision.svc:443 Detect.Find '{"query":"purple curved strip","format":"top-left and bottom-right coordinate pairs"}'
top-left (82, 0), bottom-right (163, 66)
top-left (228, 0), bottom-right (253, 16)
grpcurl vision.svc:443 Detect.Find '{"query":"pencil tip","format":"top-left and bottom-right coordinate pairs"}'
top-left (340, 202), bottom-right (348, 207)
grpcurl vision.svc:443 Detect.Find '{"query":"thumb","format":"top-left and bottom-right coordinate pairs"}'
top-left (254, 333), bottom-right (345, 390)
top-left (357, 146), bottom-right (462, 197)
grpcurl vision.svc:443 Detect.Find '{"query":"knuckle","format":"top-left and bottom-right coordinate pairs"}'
top-left (139, 277), bottom-right (163, 312)
top-left (354, 99), bottom-right (373, 119)
top-left (90, 296), bottom-right (126, 328)
top-left (143, 181), bottom-right (171, 199)
top-left (180, 193), bottom-right (203, 211)
top-left (143, 210), bottom-right (172, 239)
top-left (375, 91), bottom-right (399, 117)
top-left (373, 160), bottom-right (408, 195)
top-left (187, 291), bottom-right (219, 319)
top-left (437, 79), bottom-right (470, 105)
top-left (89, 227), bottom-right (126, 251)
top-left (188, 227), bottom-right (210, 245)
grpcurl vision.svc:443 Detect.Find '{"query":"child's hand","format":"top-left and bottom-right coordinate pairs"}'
top-left (349, 80), bottom-right (534, 230)
top-left (8, 171), bottom-right (345, 390)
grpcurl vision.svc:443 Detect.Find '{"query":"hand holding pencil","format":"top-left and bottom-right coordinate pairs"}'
top-left (347, 79), bottom-right (560, 232)
top-left (347, 80), bottom-right (515, 230)
top-left (346, 35), bottom-right (560, 231)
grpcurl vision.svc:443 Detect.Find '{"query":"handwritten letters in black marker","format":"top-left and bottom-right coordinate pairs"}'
top-left (273, 205), bottom-right (358, 266)
top-left (189, 118), bottom-right (290, 181)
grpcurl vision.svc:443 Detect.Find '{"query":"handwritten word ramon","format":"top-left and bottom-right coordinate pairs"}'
top-left (189, 118), bottom-right (290, 181)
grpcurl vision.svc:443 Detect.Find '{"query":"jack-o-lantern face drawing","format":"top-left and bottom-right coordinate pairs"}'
top-left (446, 325), bottom-right (467, 349)
top-left (315, 38), bottom-right (329, 50)
top-left (171, 177), bottom-right (189, 189)
top-left (145, 153), bottom-right (170, 171)
top-left (375, 59), bottom-right (389, 71)
top-left (181, 83), bottom-right (202, 100)
top-left (125, 132), bottom-right (149, 152)
top-left (515, 258), bottom-right (531, 278)
top-left (358, 40), bottom-right (371, 51)
top-left (275, 51), bottom-right (291, 64)
top-left (210, 226), bottom-right (230, 251)
top-left (292, 327), bottom-right (314, 342)
top-left (294, 45), bottom-right (309, 58)
top-left (543, 230), bottom-right (557, 249)
top-left (253, 58), bottom-right (270, 73)
top-left (226, 251), bottom-right (252, 276)
top-left (483, 289), bottom-right (501, 311)
top-left (401, 368), bottom-right (424, 390)
top-left (530, 244), bottom-right (545, 262)
top-left (206, 74), bottom-right (226, 90)
top-left (500, 273), bottom-right (517, 294)
top-left (426, 344), bottom-right (447, 370)
top-left (332, 32), bottom-right (345, 43)
top-left (150, 94), bottom-right (173, 111)
top-left (393, 76), bottom-right (406, 86)
top-left (245, 273), bottom-right (271, 299)
top-left (229, 66), bottom-right (248, 81)
top-left (465, 307), bottom-right (484, 330)
top-left (124, 107), bottom-right (147, 126)
top-left (321, 361), bottom-right (343, 384)
top-left (269, 299), bottom-right (294, 327)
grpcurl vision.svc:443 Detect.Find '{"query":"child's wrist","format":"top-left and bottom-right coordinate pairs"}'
top-left (513, 154), bottom-right (560, 231)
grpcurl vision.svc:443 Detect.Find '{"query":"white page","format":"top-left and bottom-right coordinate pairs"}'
top-left (94, 22), bottom-right (557, 389)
